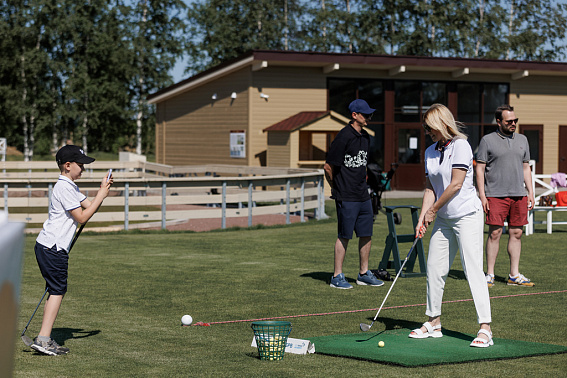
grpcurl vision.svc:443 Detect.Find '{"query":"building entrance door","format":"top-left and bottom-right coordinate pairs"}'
top-left (559, 126), bottom-right (567, 174)
top-left (393, 124), bottom-right (427, 190)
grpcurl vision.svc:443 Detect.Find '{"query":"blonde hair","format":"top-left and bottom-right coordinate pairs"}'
top-left (423, 103), bottom-right (467, 141)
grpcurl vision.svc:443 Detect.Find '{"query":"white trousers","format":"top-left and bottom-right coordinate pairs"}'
top-left (426, 209), bottom-right (492, 324)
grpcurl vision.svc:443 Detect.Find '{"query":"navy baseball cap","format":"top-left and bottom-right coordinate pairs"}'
top-left (348, 99), bottom-right (376, 114)
top-left (56, 145), bottom-right (95, 165)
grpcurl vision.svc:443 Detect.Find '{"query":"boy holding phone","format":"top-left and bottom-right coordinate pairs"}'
top-left (31, 145), bottom-right (113, 355)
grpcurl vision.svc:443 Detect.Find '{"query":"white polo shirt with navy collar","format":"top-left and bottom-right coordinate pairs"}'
top-left (425, 138), bottom-right (481, 219)
top-left (36, 175), bottom-right (86, 252)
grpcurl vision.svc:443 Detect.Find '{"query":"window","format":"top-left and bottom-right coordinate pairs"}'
top-left (328, 79), bottom-right (357, 118)
top-left (395, 81), bottom-right (447, 122)
top-left (328, 78), bottom-right (386, 168)
top-left (457, 82), bottom-right (509, 152)
top-left (394, 81), bottom-right (421, 122)
top-left (328, 78), bottom-right (384, 121)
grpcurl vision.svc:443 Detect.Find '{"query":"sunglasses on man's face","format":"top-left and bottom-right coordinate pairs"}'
top-left (358, 113), bottom-right (373, 120)
top-left (502, 118), bottom-right (519, 125)
top-left (422, 123), bottom-right (432, 132)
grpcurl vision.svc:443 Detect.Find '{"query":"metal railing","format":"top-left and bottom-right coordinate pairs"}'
top-left (1, 162), bottom-right (327, 231)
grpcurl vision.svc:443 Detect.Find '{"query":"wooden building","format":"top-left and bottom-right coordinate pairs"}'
top-left (147, 50), bottom-right (567, 190)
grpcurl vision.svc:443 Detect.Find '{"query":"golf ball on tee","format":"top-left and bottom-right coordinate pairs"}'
top-left (181, 314), bottom-right (193, 326)
top-left (378, 341), bottom-right (385, 348)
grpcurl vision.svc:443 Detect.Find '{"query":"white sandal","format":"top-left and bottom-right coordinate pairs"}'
top-left (408, 322), bottom-right (443, 339)
top-left (470, 329), bottom-right (494, 348)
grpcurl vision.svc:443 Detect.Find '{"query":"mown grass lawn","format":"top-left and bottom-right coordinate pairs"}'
top-left (13, 198), bottom-right (567, 377)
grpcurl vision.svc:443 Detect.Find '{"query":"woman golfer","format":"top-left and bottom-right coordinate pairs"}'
top-left (409, 104), bottom-right (493, 347)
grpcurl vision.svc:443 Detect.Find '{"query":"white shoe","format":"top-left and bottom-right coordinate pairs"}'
top-left (408, 322), bottom-right (443, 338)
top-left (470, 329), bottom-right (494, 348)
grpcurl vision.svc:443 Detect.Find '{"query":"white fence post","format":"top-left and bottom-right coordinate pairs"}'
top-left (248, 181), bottom-right (253, 227)
top-left (161, 182), bottom-right (166, 230)
top-left (124, 182), bottom-right (129, 231)
top-left (286, 179), bottom-right (290, 224)
top-left (221, 181), bottom-right (227, 229)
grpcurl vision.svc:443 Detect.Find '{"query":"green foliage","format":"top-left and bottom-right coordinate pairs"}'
top-left (13, 198), bottom-right (567, 375)
top-left (0, 0), bottom-right (186, 159)
top-left (186, 0), bottom-right (305, 71)
top-left (186, 0), bottom-right (567, 72)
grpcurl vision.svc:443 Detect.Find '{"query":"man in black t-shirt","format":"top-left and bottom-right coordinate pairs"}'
top-left (323, 99), bottom-right (384, 289)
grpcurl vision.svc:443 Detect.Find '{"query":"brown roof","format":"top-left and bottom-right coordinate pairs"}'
top-left (264, 111), bottom-right (330, 132)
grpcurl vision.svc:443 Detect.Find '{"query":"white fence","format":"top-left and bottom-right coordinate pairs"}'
top-left (0, 161), bottom-right (326, 231)
top-left (527, 160), bottom-right (567, 235)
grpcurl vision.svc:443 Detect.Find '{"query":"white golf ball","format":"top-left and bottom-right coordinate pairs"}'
top-left (181, 314), bottom-right (193, 326)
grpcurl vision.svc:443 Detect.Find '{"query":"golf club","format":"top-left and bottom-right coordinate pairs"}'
top-left (360, 234), bottom-right (422, 332)
top-left (21, 223), bottom-right (86, 347)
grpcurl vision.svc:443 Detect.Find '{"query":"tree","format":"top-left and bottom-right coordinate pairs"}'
top-left (186, 0), bottom-right (305, 72)
top-left (504, 0), bottom-right (567, 61)
top-left (127, 0), bottom-right (187, 155)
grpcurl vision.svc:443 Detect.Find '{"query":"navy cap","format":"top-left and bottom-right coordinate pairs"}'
top-left (56, 145), bottom-right (95, 165)
top-left (348, 99), bottom-right (376, 114)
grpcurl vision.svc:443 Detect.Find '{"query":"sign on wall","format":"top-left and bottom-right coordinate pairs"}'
top-left (230, 130), bottom-right (245, 158)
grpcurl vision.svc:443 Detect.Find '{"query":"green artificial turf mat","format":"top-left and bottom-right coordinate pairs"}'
top-left (307, 328), bottom-right (567, 366)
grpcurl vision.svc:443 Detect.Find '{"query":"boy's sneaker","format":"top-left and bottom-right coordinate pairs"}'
top-left (356, 271), bottom-right (385, 287)
top-left (330, 273), bottom-right (353, 289)
top-left (507, 273), bottom-right (535, 287)
top-left (31, 337), bottom-right (69, 356)
top-left (486, 273), bottom-right (495, 288)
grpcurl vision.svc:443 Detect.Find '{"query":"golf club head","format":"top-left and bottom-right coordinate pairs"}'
top-left (21, 335), bottom-right (33, 347)
top-left (360, 323), bottom-right (372, 332)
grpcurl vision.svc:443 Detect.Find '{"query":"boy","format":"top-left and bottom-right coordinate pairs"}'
top-left (31, 145), bottom-right (113, 355)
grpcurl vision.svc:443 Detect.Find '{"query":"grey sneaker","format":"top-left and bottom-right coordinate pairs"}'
top-left (330, 273), bottom-right (353, 289)
top-left (31, 337), bottom-right (69, 356)
top-left (52, 339), bottom-right (70, 354)
top-left (356, 271), bottom-right (385, 286)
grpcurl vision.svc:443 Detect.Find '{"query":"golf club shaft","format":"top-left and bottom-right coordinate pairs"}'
top-left (369, 236), bottom-right (421, 323)
top-left (21, 223), bottom-right (86, 339)
top-left (21, 288), bottom-right (48, 336)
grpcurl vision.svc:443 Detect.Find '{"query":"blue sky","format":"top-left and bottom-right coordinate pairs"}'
top-left (170, 55), bottom-right (190, 83)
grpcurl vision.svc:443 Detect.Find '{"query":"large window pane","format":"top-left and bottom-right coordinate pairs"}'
top-left (358, 81), bottom-right (384, 122)
top-left (422, 82), bottom-right (447, 113)
top-left (483, 84), bottom-right (508, 123)
top-left (463, 125), bottom-right (482, 154)
top-left (395, 81), bottom-right (421, 122)
top-left (457, 83), bottom-right (481, 123)
top-left (367, 124), bottom-right (385, 169)
top-left (329, 79), bottom-right (356, 118)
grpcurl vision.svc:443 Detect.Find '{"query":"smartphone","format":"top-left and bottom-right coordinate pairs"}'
top-left (107, 169), bottom-right (112, 182)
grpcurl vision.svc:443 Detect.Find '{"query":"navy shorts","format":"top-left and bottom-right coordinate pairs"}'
top-left (35, 242), bottom-right (69, 295)
top-left (335, 199), bottom-right (374, 239)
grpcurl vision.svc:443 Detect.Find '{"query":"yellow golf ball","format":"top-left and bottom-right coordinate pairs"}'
top-left (378, 341), bottom-right (385, 347)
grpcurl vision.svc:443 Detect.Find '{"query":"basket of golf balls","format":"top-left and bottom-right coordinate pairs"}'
top-left (251, 321), bottom-right (292, 361)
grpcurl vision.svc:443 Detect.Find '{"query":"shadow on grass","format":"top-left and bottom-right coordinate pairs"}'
top-left (300, 271), bottom-right (359, 285)
top-left (448, 269), bottom-right (466, 280)
top-left (51, 328), bottom-right (101, 346)
top-left (355, 316), bottom-right (473, 342)
top-left (301, 271), bottom-right (331, 284)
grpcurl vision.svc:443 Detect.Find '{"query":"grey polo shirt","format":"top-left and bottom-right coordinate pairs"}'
top-left (476, 130), bottom-right (530, 197)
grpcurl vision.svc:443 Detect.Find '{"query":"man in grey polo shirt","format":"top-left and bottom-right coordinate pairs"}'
top-left (476, 105), bottom-right (535, 287)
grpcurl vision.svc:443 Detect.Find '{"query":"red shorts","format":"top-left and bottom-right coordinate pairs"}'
top-left (486, 197), bottom-right (528, 227)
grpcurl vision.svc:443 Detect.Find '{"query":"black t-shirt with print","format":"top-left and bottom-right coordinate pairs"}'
top-left (326, 124), bottom-right (370, 202)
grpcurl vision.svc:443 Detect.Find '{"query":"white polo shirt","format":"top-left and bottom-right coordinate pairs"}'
top-left (425, 138), bottom-right (481, 219)
top-left (36, 175), bottom-right (86, 252)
